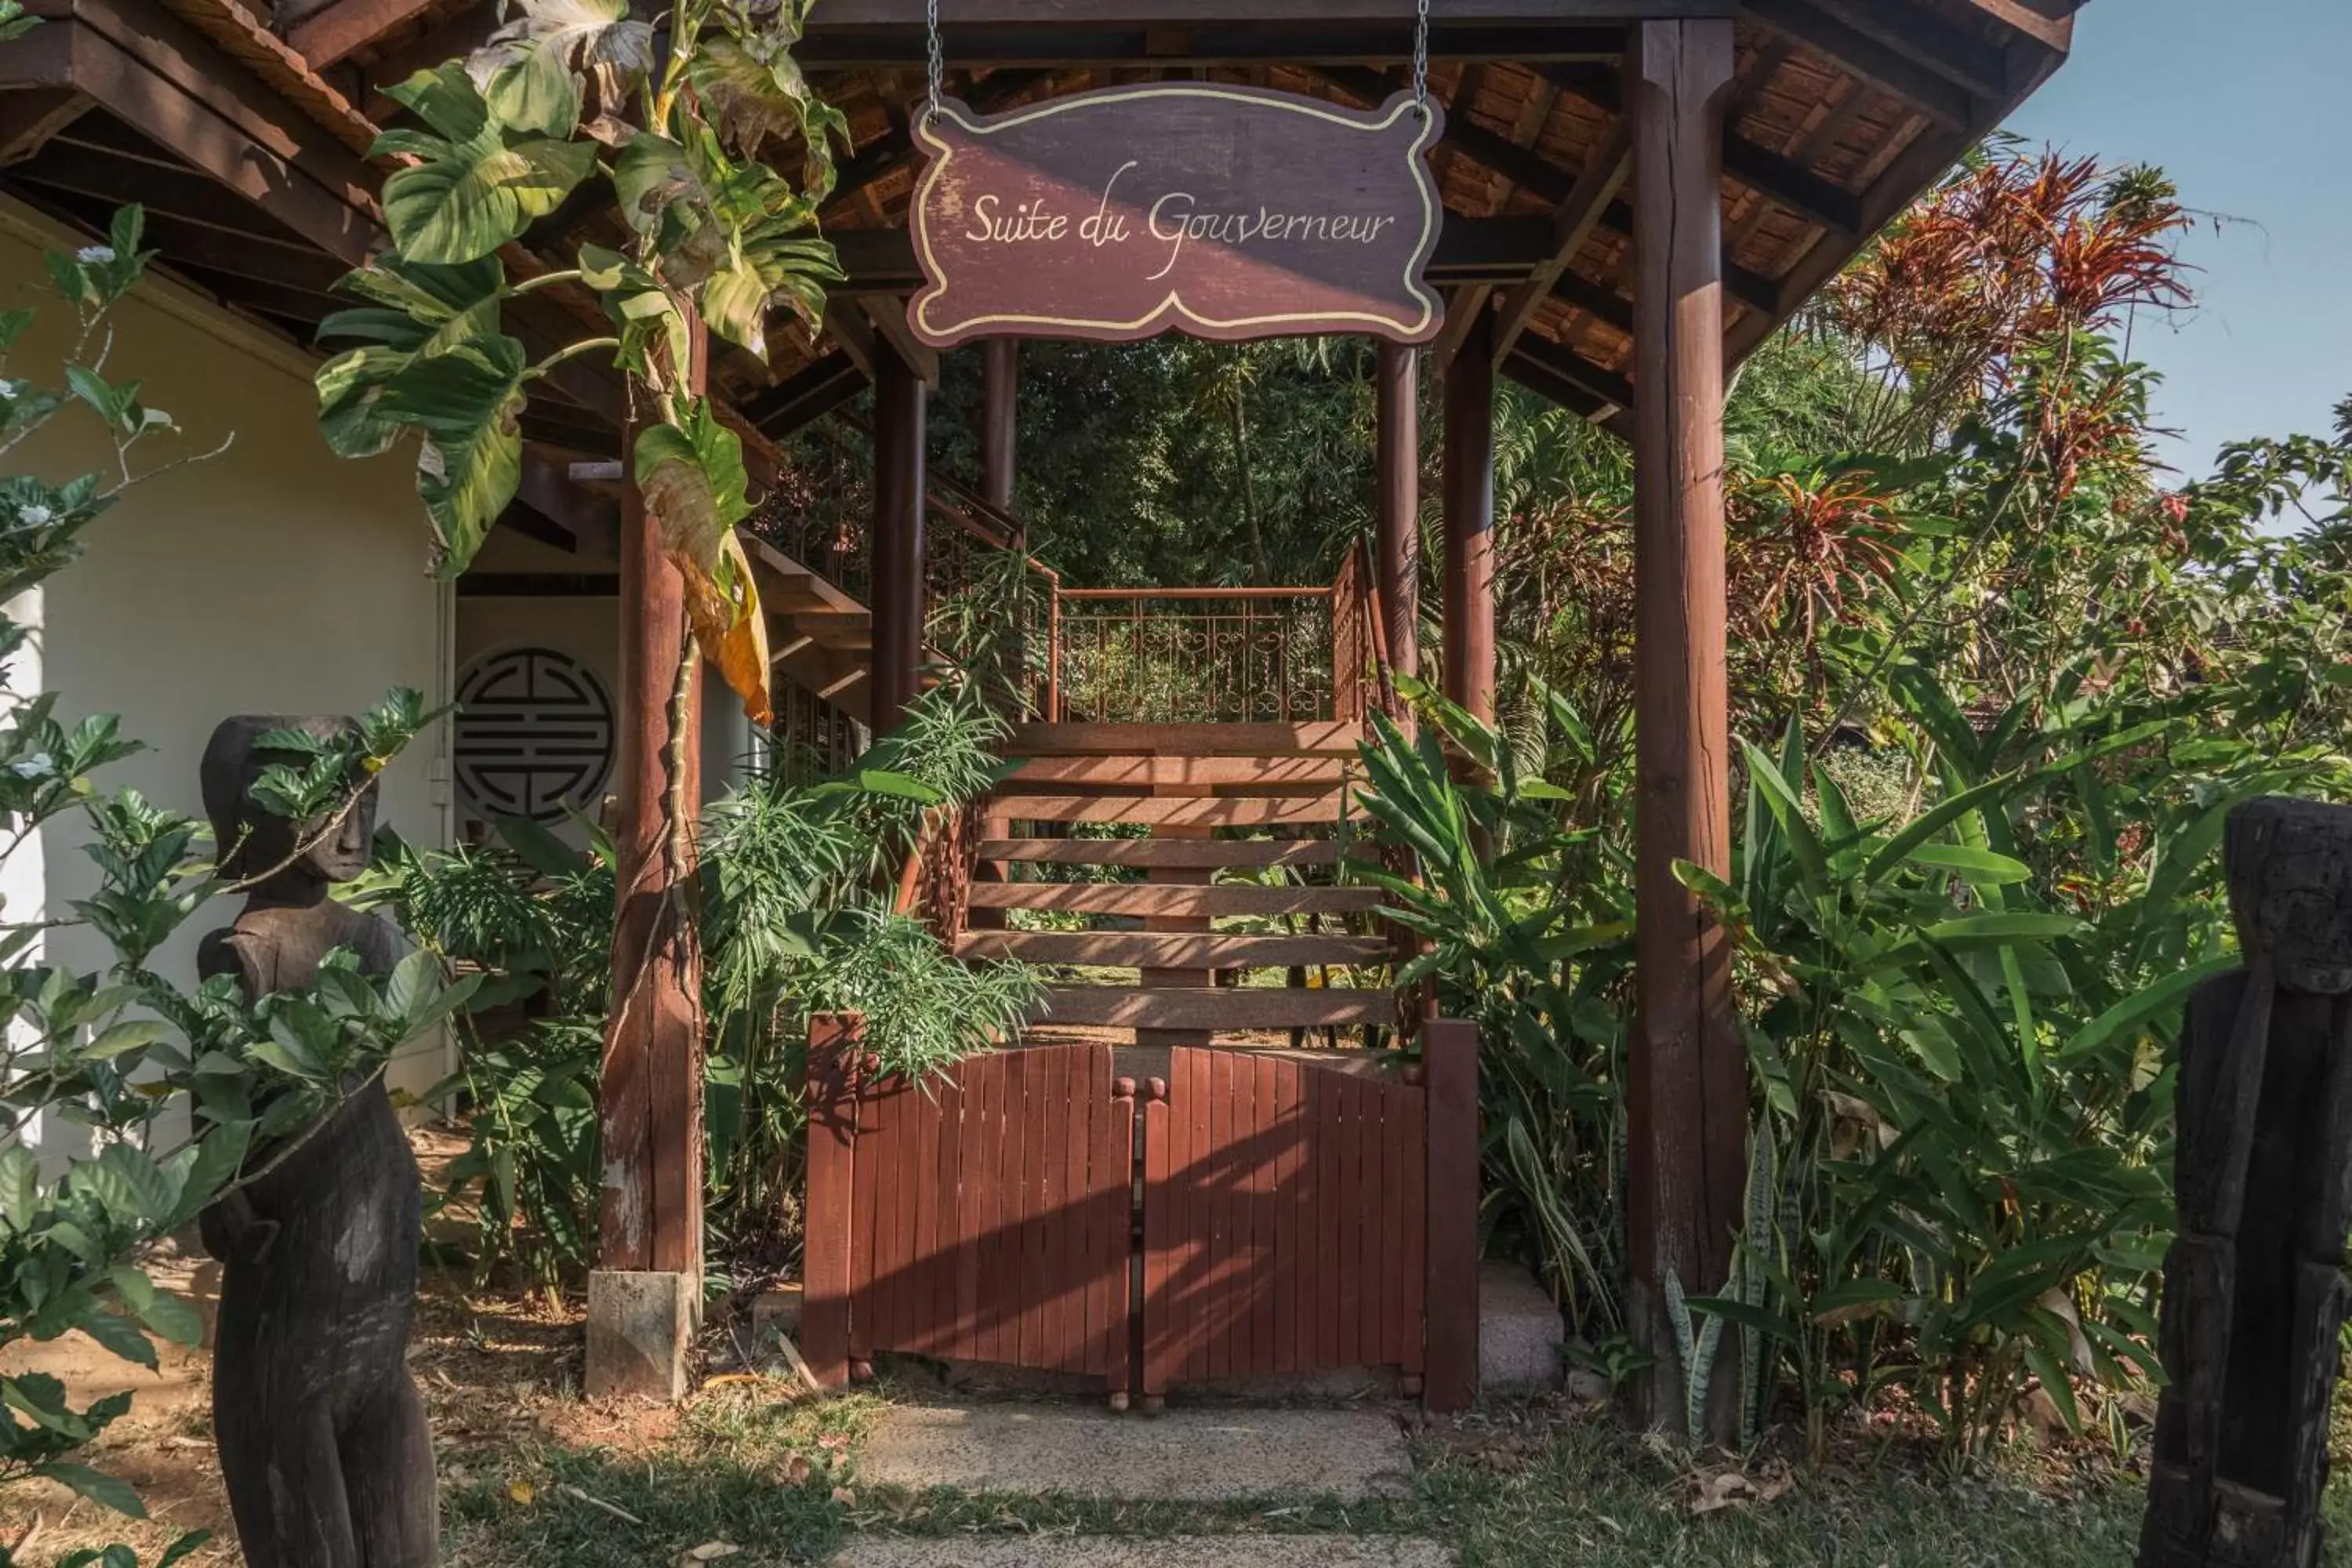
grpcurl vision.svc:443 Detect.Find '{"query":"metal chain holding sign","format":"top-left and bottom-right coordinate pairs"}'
top-left (926, 0), bottom-right (944, 125)
top-left (1411, 0), bottom-right (1430, 112)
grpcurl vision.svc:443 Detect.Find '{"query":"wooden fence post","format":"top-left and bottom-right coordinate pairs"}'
top-left (1423, 1018), bottom-right (1480, 1412)
top-left (804, 1012), bottom-right (862, 1390)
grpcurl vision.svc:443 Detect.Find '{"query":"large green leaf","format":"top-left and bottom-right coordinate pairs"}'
top-left (633, 401), bottom-right (750, 572)
top-left (374, 337), bottom-right (530, 575)
top-left (471, 0), bottom-right (653, 140)
top-left (376, 64), bottom-right (595, 264)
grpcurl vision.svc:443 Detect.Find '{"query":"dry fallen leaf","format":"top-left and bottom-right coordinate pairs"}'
top-left (677, 1545), bottom-right (742, 1564)
top-left (783, 1453), bottom-right (812, 1486)
top-left (831, 1486), bottom-right (857, 1507)
top-left (508, 1479), bottom-right (536, 1505)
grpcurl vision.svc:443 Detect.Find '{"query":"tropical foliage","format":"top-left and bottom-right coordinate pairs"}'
top-left (1345, 145), bottom-right (2352, 1464)
top-left (315, 0), bottom-right (851, 725)
top-left (0, 212), bottom-right (463, 1560)
top-left (364, 677), bottom-right (1040, 1294)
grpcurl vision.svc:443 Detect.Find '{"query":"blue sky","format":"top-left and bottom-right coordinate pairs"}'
top-left (2001, 0), bottom-right (2352, 481)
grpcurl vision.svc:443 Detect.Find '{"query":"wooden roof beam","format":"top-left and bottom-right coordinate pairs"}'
top-left (1795, 0), bottom-right (2009, 99)
top-left (809, 0), bottom-right (1726, 24)
top-left (742, 350), bottom-right (869, 439)
top-left (1490, 119), bottom-right (1629, 365)
top-left (0, 88), bottom-right (91, 167)
top-left (799, 24), bottom-right (1632, 68)
top-left (1743, 0), bottom-right (1974, 129)
top-left (286, 0), bottom-right (444, 70)
top-left (1504, 329), bottom-right (1631, 419)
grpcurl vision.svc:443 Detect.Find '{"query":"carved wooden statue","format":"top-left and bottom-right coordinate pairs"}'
top-left (197, 715), bottom-right (436, 1568)
top-left (2142, 796), bottom-right (2352, 1568)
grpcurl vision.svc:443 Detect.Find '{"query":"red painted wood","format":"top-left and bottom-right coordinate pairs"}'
top-left (972, 1051), bottom-right (1008, 1367)
top-left (1182, 1047), bottom-right (1210, 1381)
top-left (1141, 1081), bottom-right (1171, 1395)
top-left (1335, 1072), bottom-right (1364, 1369)
top-left (1009, 1049), bottom-right (1040, 1368)
top-left (803, 1015), bottom-right (858, 1388)
top-left (1312, 1064), bottom-right (1343, 1372)
top-left (1369, 1073), bottom-right (1394, 1367)
top-left (1424, 1020), bottom-right (1481, 1411)
top-left (1082, 1053), bottom-right (1109, 1376)
top-left (876, 1073), bottom-right (913, 1354)
top-left (937, 1073), bottom-right (968, 1361)
top-left (1040, 1046), bottom-right (1075, 1370)
top-left (913, 1065), bottom-right (944, 1356)
top-left (1399, 1080), bottom-right (1428, 1375)
top-left (848, 1061), bottom-right (880, 1360)
top-left (1272, 1058), bottom-right (1301, 1376)
top-left (1206, 1051), bottom-right (1235, 1380)
top-left (1106, 1079), bottom-right (1136, 1395)
top-left (1249, 1054), bottom-right (1279, 1377)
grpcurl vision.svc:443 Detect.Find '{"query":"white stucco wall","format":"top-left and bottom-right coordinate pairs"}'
top-left (0, 205), bottom-right (454, 1132)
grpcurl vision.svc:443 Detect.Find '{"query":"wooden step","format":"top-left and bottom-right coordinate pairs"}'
top-left (1036, 985), bottom-right (1396, 1030)
top-left (996, 792), bottom-right (1359, 826)
top-left (999, 755), bottom-right (1355, 790)
top-left (967, 884), bottom-right (1383, 917)
top-left (1005, 721), bottom-right (1364, 757)
top-left (958, 931), bottom-right (1391, 967)
top-left (979, 839), bottom-right (1341, 869)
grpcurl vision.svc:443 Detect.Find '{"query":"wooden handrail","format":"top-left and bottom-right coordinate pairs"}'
top-left (1058, 585), bottom-right (1336, 601)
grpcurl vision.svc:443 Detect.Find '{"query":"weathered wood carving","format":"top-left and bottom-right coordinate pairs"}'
top-left (907, 84), bottom-right (1445, 347)
top-left (2142, 796), bottom-right (2352, 1568)
top-left (198, 716), bottom-right (436, 1568)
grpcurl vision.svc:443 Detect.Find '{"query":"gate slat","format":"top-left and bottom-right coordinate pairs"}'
top-left (974, 1051), bottom-right (1007, 1367)
top-left (803, 1018), bottom-right (857, 1388)
top-left (1205, 1050), bottom-right (1233, 1381)
top-left (1040, 1046), bottom-right (1073, 1370)
top-left (1367, 1073), bottom-right (1392, 1369)
top-left (1179, 1047), bottom-right (1208, 1381)
top-left (937, 1071), bottom-right (968, 1361)
top-left (1082, 1051), bottom-right (1109, 1377)
top-left (1249, 1054), bottom-right (1279, 1377)
top-left (1011, 1048), bottom-right (1041, 1369)
top-left (1312, 1065), bottom-right (1343, 1372)
top-left (1107, 1074), bottom-right (1135, 1393)
top-left (950, 1062), bottom-right (978, 1363)
top-left (913, 1069), bottom-right (943, 1355)
top-left (1145, 1062), bottom-right (1175, 1392)
top-left (1335, 1072), bottom-right (1363, 1369)
top-left (1399, 1081), bottom-right (1427, 1374)
top-left (1272, 1058), bottom-right (1300, 1377)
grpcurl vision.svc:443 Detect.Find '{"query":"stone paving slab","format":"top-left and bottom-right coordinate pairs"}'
top-left (855, 1404), bottom-right (1414, 1502)
top-left (832, 1537), bottom-right (1455, 1568)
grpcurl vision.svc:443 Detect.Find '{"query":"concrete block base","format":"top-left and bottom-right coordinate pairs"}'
top-left (586, 1269), bottom-right (695, 1400)
top-left (1479, 1261), bottom-right (1565, 1394)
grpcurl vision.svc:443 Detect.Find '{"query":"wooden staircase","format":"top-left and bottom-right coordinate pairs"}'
top-left (954, 720), bottom-right (1397, 1042)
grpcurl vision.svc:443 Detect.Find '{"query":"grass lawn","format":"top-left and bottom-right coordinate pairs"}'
top-left (436, 1373), bottom-right (2352, 1567)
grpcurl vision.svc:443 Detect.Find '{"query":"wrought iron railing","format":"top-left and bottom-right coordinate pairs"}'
top-left (1048, 542), bottom-right (1383, 726)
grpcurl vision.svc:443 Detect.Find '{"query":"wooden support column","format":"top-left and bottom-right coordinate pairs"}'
top-left (1442, 304), bottom-right (1496, 725)
top-left (1375, 341), bottom-right (1421, 692)
top-left (971, 337), bottom-right (1021, 922)
top-left (871, 334), bottom-right (929, 734)
top-left (1625, 16), bottom-right (1741, 1445)
top-left (980, 337), bottom-right (1020, 521)
top-left (590, 319), bottom-right (708, 1400)
top-left (1422, 1018), bottom-right (1481, 1412)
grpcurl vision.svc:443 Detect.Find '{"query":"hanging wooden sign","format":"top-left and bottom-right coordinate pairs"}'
top-left (906, 84), bottom-right (1446, 347)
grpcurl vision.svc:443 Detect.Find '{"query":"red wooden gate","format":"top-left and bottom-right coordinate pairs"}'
top-left (1138, 1048), bottom-right (1425, 1396)
top-left (803, 1018), bottom-right (1479, 1409)
top-left (803, 1023), bottom-right (1134, 1396)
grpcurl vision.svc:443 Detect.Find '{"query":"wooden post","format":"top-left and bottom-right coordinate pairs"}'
top-left (1442, 304), bottom-right (1495, 724)
top-left (1626, 16), bottom-right (1741, 1444)
top-left (872, 335), bottom-right (929, 733)
top-left (1422, 1018), bottom-right (1479, 1412)
top-left (804, 1013), bottom-right (862, 1390)
top-left (981, 337), bottom-right (1020, 522)
top-left (1375, 341), bottom-right (1420, 695)
top-left (590, 314), bottom-right (708, 1400)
